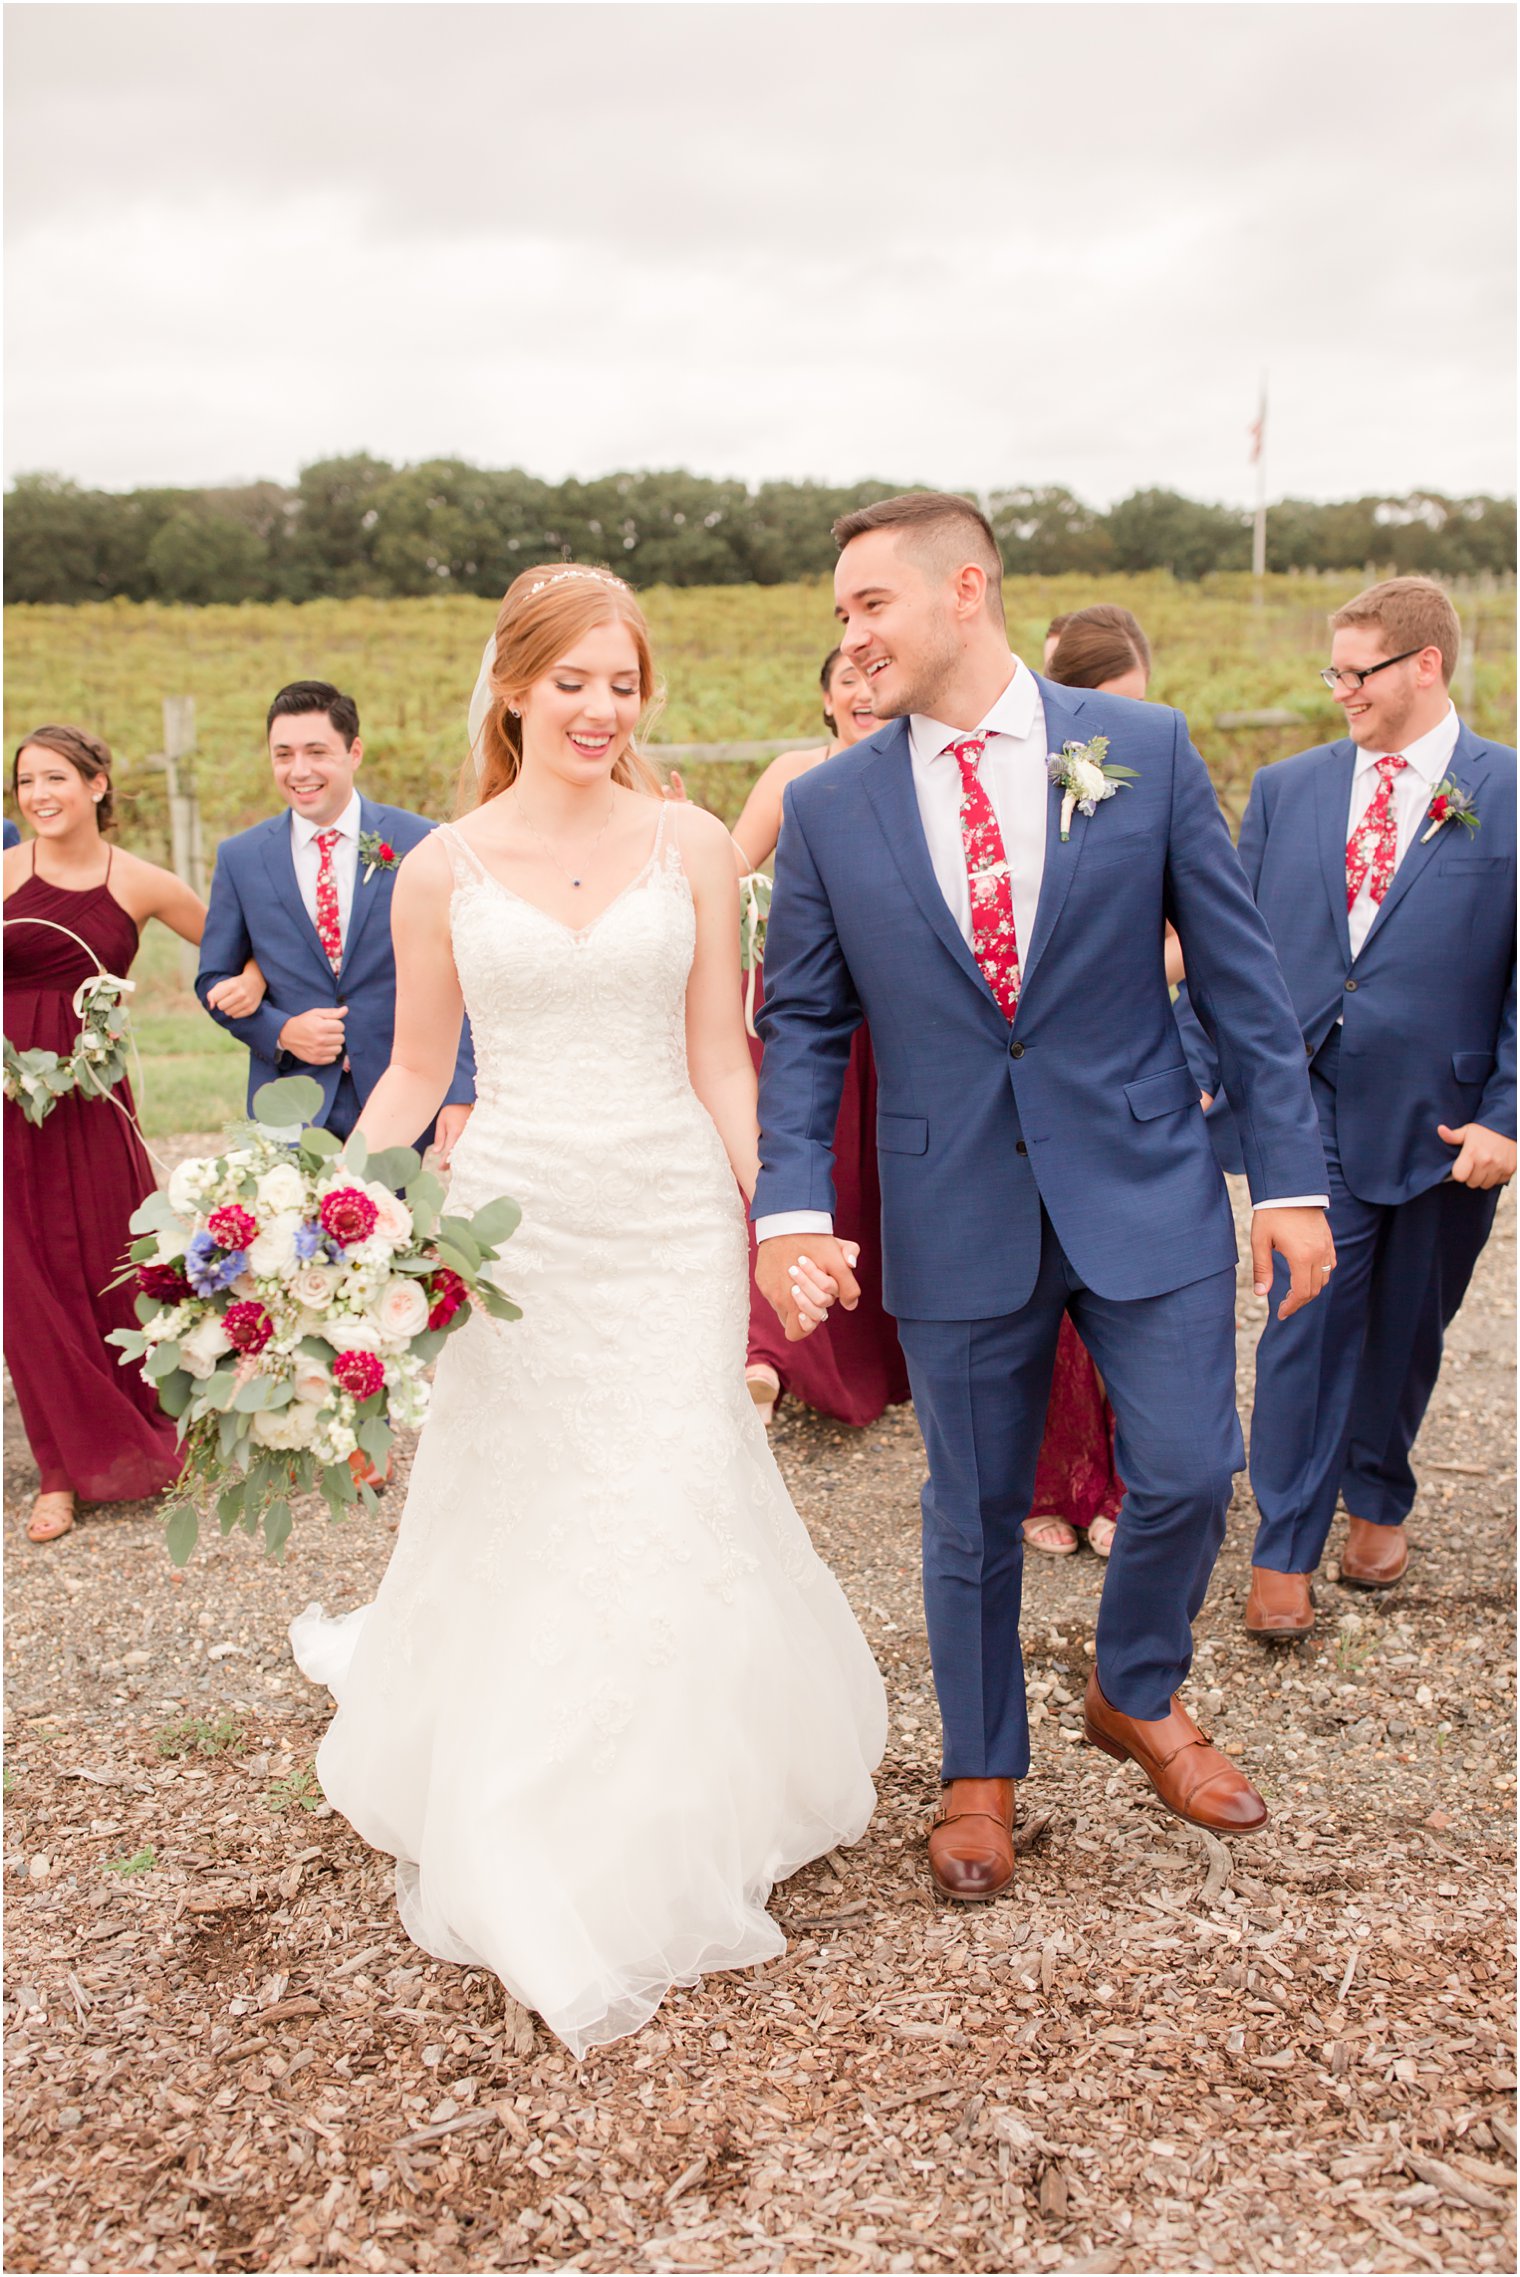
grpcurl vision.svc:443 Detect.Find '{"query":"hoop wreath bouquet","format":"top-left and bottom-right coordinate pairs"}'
top-left (109, 1075), bottom-right (522, 1563)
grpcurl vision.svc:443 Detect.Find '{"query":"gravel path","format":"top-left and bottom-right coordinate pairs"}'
top-left (5, 1174), bottom-right (1514, 2273)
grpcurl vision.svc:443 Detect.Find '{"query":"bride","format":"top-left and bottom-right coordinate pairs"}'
top-left (291, 565), bottom-right (887, 2057)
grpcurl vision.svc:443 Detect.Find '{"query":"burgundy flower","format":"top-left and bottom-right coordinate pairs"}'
top-left (223, 1300), bottom-right (274, 1355)
top-left (319, 1186), bottom-right (379, 1247)
top-left (137, 1261), bottom-right (191, 1302)
top-left (1429, 794), bottom-right (1450, 822)
top-left (208, 1204), bottom-right (258, 1251)
top-left (332, 1349), bottom-right (385, 1400)
top-left (427, 1268), bottom-right (469, 1332)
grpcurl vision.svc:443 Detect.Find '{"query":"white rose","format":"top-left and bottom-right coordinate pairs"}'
top-left (291, 1358), bottom-right (332, 1405)
top-left (256, 1162), bottom-right (306, 1215)
top-left (291, 1264), bottom-right (340, 1311)
top-left (154, 1224), bottom-right (189, 1263)
top-left (180, 1313), bottom-right (233, 1380)
top-left (1069, 756), bottom-right (1109, 804)
top-left (248, 1210), bottom-right (302, 1280)
top-left (251, 1403), bottom-right (317, 1450)
top-left (168, 1156), bottom-right (213, 1215)
top-left (326, 1314), bottom-right (383, 1354)
top-left (366, 1184), bottom-right (414, 1246)
top-left (373, 1276), bottom-right (430, 1344)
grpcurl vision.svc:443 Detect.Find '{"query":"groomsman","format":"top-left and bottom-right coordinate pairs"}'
top-left (1178, 579), bottom-right (1515, 1636)
top-left (197, 680), bottom-right (474, 1156)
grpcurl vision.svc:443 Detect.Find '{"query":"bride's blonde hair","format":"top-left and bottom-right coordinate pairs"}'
top-left (461, 565), bottom-right (664, 810)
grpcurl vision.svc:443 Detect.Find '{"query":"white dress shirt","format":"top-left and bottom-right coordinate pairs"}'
top-left (756, 661), bottom-right (1321, 1243)
top-left (290, 790), bottom-right (362, 957)
top-left (1345, 703), bottom-right (1459, 961)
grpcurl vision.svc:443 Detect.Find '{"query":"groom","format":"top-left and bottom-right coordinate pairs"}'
top-left (753, 493), bottom-right (1334, 1900)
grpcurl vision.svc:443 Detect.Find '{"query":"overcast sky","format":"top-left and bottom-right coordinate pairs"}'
top-left (5, 1), bottom-right (1514, 506)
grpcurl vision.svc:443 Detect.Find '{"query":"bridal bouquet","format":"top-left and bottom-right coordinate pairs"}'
top-left (108, 1075), bottom-right (520, 1565)
top-left (4, 970), bottom-right (135, 1126)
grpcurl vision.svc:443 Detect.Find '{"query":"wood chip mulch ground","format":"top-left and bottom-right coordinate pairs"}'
top-left (5, 1173), bottom-right (1514, 2274)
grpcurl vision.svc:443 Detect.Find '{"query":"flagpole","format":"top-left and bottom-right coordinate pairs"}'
top-left (1251, 373), bottom-right (1268, 591)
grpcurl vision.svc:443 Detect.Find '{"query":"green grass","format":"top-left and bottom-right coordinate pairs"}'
top-left (127, 927), bottom-right (249, 1141)
top-left (104, 1844), bottom-right (157, 1876)
top-left (152, 1713), bottom-right (246, 1759)
top-left (265, 1763), bottom-right (323, 1814)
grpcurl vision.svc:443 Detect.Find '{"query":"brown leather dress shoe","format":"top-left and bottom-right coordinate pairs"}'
top-left (1244, 1566), bottom-right (1315, 1639)
top-left (1338, 1515), bottom-right (1409, 1589)
top-left (1082, 1672), bottom-right (1268, 1832)
top-left (927, 1778), bottom-right (1016, 1901)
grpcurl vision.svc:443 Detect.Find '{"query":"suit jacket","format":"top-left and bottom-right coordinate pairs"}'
top-left (195, 796), bottom-right (474, 1134)
top-left (2, 819), bottom-right (19, 849)
top-left (753, 677), bottom-right (1325, 1320)
top-left (1175, 720), bottom-right (1516, 1205)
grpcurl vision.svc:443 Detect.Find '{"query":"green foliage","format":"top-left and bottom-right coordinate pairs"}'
top-left (265, 1764), bottom-right (323, 1814)
top-left (154, 1714), bottom-right (246, 1759)
top-left (105, 1844), bottom-right (157, 1876)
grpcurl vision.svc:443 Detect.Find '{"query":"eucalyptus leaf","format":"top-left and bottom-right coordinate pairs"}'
top-left (157, 1370), bottom-right (194, 1419)
top-left (129, 1235), bottom-right (161, 1265)
top-left (217, 1484), bottom-right (244, 1537)
top-left (298, 1125), bottom-right (343, 1160)
top-left (478, 1286), bottom-right (523, 1323)
top-left (437, 1217), bottom-right (483, 1268)
top-left (433, 1239), bottom-right (479, 1279)
top-left (466, 1196), bottom-right (522, 1249)
top-left (233, 1374), bottom-right (275, 1412)
top-left (252, 1074), bottom-right (325, 1126)
top-left (365, 1144), bottom-right (421, 1189)
top-left (128, 1189), bottom-right (183, 1236)
top-left (205, 1369), bottom-right (241, 1411)
top-left (146, 1341), bottom-right (183, 1380)
top-left (356, 1417), bottom-right (392, 1462)
top-left (164, 1503), bottom-right (200, 1567)
top-left (338, 1131), bottom-right (370, 1178)
top-left (263, 1500), bottom-right (293, 1558)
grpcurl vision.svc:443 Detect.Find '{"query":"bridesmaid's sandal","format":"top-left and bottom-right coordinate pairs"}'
top-left (1087, 1517), bottom-right (1118, 1559)
top-left (27, 1492), bottom-right (76, 1544)
top-left (745, 1365), bottom-right (781, 1428)
top-left (1022, 1514), bottom-right (1078, 1556)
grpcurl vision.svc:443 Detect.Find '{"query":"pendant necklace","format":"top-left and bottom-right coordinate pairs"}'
top-left (512, 789), bottom-right (617, 889)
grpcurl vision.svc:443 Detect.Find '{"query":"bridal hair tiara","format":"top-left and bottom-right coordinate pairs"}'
top-left (467, 568), bottom-right (634, 776)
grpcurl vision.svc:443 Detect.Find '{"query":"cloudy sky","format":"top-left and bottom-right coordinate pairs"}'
top-left (5, 1), bottom-right (1514, 506)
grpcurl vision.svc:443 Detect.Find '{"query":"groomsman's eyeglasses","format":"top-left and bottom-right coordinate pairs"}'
top-left (1318, 648), bottom-right (1422, 693)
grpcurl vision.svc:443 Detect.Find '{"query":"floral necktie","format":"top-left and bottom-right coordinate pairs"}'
top-left (314, 829), bottom-right (344, 972)
top-left (949, 736), bottom-right (1021, 1021)
top-left (1345, 755), bottom-right (1407, 914)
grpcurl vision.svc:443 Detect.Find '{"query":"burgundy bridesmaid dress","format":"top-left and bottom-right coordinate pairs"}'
top-left (3, 854), bottom-right (183, 1502)
top-left (1029, 1315), bottom-right (1124, 1533)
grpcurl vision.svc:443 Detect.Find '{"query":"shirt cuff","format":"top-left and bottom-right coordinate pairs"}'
top-left (753, 1210), bottom-right (834, 1242)
top-left (1252, 1196), bottom-right (1330, 1211)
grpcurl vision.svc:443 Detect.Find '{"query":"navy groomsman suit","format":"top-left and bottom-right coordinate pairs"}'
top-left (756, 668), bottom-right (1327, 1781)
top-left (1176, 708), bottom-right (1515, 1577)
top-left (196, 791), bottom-right (474, 1144)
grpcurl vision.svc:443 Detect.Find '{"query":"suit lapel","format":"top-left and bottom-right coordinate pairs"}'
top-left (259, 814), bottom-right (333, 980)
top-left (339, 798), bottom-right (382, 975)
top-left (1314, 743), bottom-right (1356, 964)
top-left (1018, 677), bottom-right (1091, 993)
top-left (1360, 723), bottom-right (1492, 952)
top-left (861, 722), bottom-right (999, 1011)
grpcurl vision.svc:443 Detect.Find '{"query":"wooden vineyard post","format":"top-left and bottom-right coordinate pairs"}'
top-left (161, 697), bottom-right (204, 987)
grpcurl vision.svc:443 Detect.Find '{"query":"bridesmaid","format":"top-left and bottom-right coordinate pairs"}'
top-left (1021, 604), bottom-right (1158, 1559)
top-left (726, 650), bottom-right (912, 1429)
top-left (3, 725), bottom-right (265, 1543)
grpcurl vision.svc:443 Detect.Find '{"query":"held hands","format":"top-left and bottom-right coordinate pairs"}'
top-left (432, 1103), bottom-right (473, 1171)
top-left (1251, 1206), bottom-right (1337, 1321)
top-left (278, 1005), bottom-right (348, 1065)
top-left (756, 1234), bottom-right (862, 1343)
top-left (1437, 1121), bottom-right (1517, 1190)
top-left (205, 959), bottom-right (268, 1020)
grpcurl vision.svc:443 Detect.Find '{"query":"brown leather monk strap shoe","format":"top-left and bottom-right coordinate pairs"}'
top-left (927, 1777), bottom-right (1016, 1901)
top-left (1338, 1515), bottom-right (1409, 1589)
top-left (1244, 1566), bottom-right (1316, 1639)
top-left (1082, 1672), bottom-right (1268, 1833)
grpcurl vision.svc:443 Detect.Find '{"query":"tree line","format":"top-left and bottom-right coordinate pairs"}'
top-left (5, 457), bottom-right (1514, 606)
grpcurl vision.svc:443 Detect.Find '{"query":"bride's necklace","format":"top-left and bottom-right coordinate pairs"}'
top-left (510, 789), bottom-right (617, 890)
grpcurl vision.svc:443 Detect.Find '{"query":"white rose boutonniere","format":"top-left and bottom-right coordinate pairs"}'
top-left (1046, 736), bottom-right (1139, 842)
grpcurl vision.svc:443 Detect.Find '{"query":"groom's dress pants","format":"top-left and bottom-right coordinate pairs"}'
top-left (1249, 1027), bottom-right (1498, 1574)
top-left (896, 1206), bottom-right (1241, 1782)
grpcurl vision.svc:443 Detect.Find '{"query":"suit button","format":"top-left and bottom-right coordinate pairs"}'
top-left (1344, 978), bottom-right (1358, 992)
top-left (1009, 1040), bottom-right (1025, 1058)
top-left (1015, 1140), bottom-right (1028, 1155)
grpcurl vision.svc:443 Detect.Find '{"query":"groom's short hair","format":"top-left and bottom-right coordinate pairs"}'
top-left (267, 680), bottom-right (361, 747)
top-left (832, 492), bottom-right (1004, 620)
top-left (1329, 577), bottom-right (1460, 685)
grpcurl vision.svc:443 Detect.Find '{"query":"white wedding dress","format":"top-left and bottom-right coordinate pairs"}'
top-left (291, 804), bottom-right (886, 2057)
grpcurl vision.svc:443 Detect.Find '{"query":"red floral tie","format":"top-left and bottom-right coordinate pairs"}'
top-left (949, 736), bottom-right (1021, 1021)
top-left (1345, 754), bottom-right (1407, 914)
top-left (314, 828), bottom-right (343, 972)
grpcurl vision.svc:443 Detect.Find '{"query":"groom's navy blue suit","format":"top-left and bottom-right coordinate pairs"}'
top-left (755, 677), bottom-right (1326, 1778)
top-left (1174, 718), bottom-right (1515, 1572)
top-left (196, 795), bottom-right (474, 1144)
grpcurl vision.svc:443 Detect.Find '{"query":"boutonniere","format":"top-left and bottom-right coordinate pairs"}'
top-left (358, 828), bottom-right (401, 883)
top-left (1045, 736), bottom-right (1139, 842)
top-left (1420, 778), bottom-right (1480, 845)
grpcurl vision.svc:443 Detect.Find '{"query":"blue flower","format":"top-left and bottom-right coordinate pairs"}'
top-left (293, 1220), bottom-right (324, 1262)
top-left (186, 1229), bottom-right (247, 1296)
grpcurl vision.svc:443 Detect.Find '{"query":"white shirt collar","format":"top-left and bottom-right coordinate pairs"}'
top-left (291, 789), bottom-right (363, 849)
top-left (1352, 702), bottom-right (1459, 790)
top-left (909, 661), bottom-right (1036, 767)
